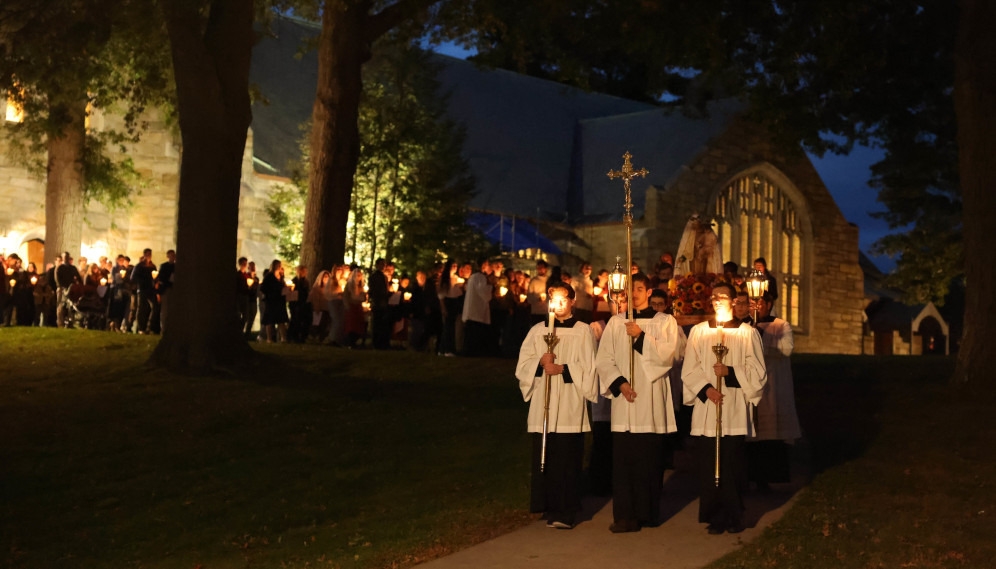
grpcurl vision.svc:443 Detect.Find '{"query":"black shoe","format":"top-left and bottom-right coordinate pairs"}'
top-left (609, 520), bottom-right (640, 533)
top-left (727, 524), bottom-right (745, 534)
top-left (707, 523), bottom-right (725, 535)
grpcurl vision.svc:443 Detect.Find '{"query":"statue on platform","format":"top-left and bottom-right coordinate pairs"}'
top-left (674, 214), bottom-right (723, 277)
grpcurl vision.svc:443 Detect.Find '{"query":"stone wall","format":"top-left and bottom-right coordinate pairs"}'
top-left (0, 109), bottom-right (277, 268)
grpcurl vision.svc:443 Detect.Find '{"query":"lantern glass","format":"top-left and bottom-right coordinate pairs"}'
top-left (608, 260), bottom-right (627, 294)
top-left (746, 267), bottom-right (768, 301)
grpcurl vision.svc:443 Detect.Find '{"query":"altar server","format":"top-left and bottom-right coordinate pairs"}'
top-left (516, 281), bottom-right (599, 529)
top-left (596, 272), bottom-right (683, 533)
top-left (682, 282), bottom-right (766, 534)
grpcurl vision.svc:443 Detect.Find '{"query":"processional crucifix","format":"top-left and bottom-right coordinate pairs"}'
top-left (607, 152), bottom-right (648, 380)
top-left (608, 152), bottom-right (648, 323)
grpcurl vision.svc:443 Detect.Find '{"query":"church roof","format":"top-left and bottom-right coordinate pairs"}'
top-left (248, 16), bottom-right (742, 225)
top-left (433, 53), bottom-right (656, 221)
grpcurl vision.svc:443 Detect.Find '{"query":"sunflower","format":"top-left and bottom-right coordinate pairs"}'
top-left (692, 300), bottom-right (704, 310)
top-left (672, 299), bottom-right (685, 311)
top-left (692, 282), bottom-right (705, 293)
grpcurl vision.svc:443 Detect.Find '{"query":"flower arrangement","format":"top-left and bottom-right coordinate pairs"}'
top-left (669, 273), bottom-right (719, 316)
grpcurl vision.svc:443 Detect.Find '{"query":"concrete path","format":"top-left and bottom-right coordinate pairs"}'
top-left (415, 445), bottom-right (807, 569)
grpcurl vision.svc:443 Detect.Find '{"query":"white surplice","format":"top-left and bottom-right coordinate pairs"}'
top-left (682, 321), bottom-right (767, 437)
top-left (516, 320), bottom-right (599, 433)
top-left (596, 311), bottom-right (683, 434)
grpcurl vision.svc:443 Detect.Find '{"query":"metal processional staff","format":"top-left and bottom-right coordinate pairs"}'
top-left (607, 152), bottom-right (649, 381)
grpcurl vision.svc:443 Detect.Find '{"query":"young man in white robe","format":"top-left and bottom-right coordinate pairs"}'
top-left (747, 291), bottom-right (801, 489)
top-left (596, 273), bottom-right (683, 533)
top-left (516, 281), bottom-right (599, 529)
top-left (682, 282), bottom-right (766, 534)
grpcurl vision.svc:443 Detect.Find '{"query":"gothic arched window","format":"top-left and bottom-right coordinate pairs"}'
top-left (712, 173), bottom-right (806, 329)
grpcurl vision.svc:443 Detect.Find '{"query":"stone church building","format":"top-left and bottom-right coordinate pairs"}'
top-left (0, 16), bottom-right (864, 354)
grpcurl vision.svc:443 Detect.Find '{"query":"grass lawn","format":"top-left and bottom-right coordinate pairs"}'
top-left (711, 355), bottom-right (996, 569)
top-left (2, 329), bottom-right (994, 568)
top-left (1, 328), bottom-right (532, 568)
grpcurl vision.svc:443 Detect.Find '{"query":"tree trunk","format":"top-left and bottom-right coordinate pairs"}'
top-left (953, 0), bottom-right (996, 387)
top-left (44, 97), bottom-right (86, 262)
top-left (300, 0), bottom-right (371, 278)
top-left (150, 0), bottom-right (254, 374)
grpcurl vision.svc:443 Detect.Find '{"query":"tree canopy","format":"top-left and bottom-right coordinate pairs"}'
top-left (268, 39), bottom-right (492, 274)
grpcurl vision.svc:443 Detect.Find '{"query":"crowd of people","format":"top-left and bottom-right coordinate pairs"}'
top-left (228, 252), bottom-right (770, 353)
top-left (0, 249), bottom-right (174, 333)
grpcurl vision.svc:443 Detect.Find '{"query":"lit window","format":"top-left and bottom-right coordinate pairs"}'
top-left (712, 173), bottom-right (806, 329)
top-left (4, 94), bottom-right (23, 123)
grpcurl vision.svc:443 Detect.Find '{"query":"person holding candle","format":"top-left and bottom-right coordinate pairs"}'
top-left (13, 257), bottom-right (37, 326)
top-left (681, 282), bottom-right (766, 535)
top-left (236, 257), bottom-right (253, 335)
top-left (288, 265), bottom-right (311, 343)
top-left (516, 281), bottom-right (599, 529)
top-left (368, 258), bottom-right (391, 350)
top-left (130, 248), bottom-right (157, 334)
top-left (324, 264), bottom-right (348, 346)
top-left (260, 259), bottom-right (289, 343)
top-left (595, 272), bottom-right (683, 533)
top-left (309, 269), bottom-right (333, 341)
top-left (342, 266), bottom-right (368, 348)
top-left (54, 252), bottom-right (82, 328)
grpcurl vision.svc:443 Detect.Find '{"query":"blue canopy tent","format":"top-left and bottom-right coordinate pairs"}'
top-left (467, 211), bottom-right (563, 255)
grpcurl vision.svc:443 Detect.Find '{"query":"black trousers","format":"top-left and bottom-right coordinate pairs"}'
top-left (371, 305), bottom-right (391, 349)
top-left (694, 435), bottom-right (747, 528)
top-left (612, 432), bottom-right (666, 525)
top-left (587, 421), bottom-right (613, 496)
top-left (462, 320), bottom-right (491, 357)
top-left (530, 432), bottom-right (584, 525)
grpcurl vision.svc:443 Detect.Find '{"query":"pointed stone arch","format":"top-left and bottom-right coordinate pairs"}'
top-left (707, 163), bottom-right (813, 332)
